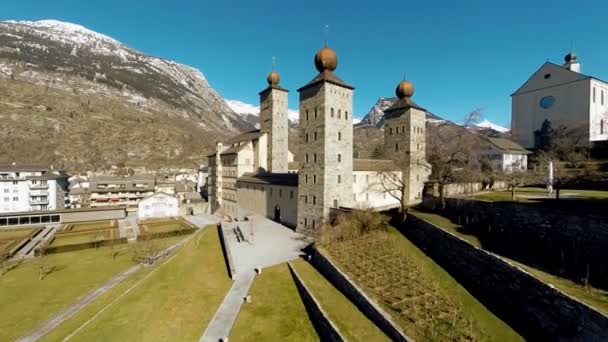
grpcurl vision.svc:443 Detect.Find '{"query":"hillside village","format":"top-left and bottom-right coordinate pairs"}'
top-left (1, 16), bottom-right (608, 342)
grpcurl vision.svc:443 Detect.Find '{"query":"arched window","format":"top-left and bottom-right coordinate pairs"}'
top-left (331, 108), bottom-right (334, 117)
top-left (338, 132), bottom-right (342, 141)
top-left (338, 109), bottom-right (341, 119)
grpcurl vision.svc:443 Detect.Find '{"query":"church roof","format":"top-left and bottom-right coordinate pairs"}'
top-left (259, 83), bottom-right (289, 95)
top-left (227, 129), bottom-right (265, 144)
top-left (511, 62), bottom-right (608, 96)
top-left (237, 172), bottom-right (298, 186)
top-left (353, 159), bottom-right (400, 172)
top-left (486, 137), bottom-right (531, 154)
top-left (297, 70), bottom-right (354, 92)
top-left (220, 144), bottom-right (248, 156)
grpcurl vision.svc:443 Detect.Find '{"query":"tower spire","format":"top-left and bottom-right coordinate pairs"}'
top-left (324, 24), bottom-right (329, 47)
top-left (272, 56), bottom-right (276, 71)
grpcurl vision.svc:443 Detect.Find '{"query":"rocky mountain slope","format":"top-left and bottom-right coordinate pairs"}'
top-left (0, 20), bottom-right (255, 170)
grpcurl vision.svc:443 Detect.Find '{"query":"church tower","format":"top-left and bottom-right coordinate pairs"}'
top-left (296, 45), bottom-right (354, 236)
top-left (563, 51), bottom-right (581, 73)
top-left (384, 79), bottom-right (430, 204)
top-left (259, 68), bottom-right (289, 173)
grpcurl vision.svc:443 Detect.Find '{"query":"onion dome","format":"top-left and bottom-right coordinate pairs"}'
top-left (314, 46), bottom-right (338, 73)
top-left (267, 70), bottom-right (280, 85)
top-left (395, 80), bottom-right (414, 99)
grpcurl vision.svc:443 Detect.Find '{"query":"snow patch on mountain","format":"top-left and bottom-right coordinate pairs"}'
top-left (475, 119), bottom-right (509, 133)
top-left (226, 99), bottom-right (300, 122)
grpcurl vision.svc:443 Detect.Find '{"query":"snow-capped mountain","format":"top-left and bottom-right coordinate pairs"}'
top-left (358, 97), bottom-right (445, 128)
top-left (0, 19), bottom-right (253, 132)
top-left (474, 119), bottom-right (510, 133)
top-left (0, 19), bottom-right (256, 169)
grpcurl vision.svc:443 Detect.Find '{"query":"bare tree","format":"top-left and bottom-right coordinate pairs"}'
top-left (130, 235), bottom-right (160, 265)
top-left (427, 109), bottom-right (484, 208)
top-left (502, 169), bottom-right (537, 200)
top-left (35, 244), bottom-right (54, 280)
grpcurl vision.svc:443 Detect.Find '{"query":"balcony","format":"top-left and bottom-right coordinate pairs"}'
top-left (29, 198), bottom-right (49, 205)
top-left (29, 183), bottom-right (49, 190)
top-left (29, 190), bottom-right (49, 197)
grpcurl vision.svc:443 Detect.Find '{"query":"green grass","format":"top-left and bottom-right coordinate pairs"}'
top-left (473, 187), bottom-right (608, 203)
top-left (291, 259), bottom-right (390, 341)
top-left (411, 210), bottom-right (608, 316)
top-left (230, 263), bottom-right (318, 341)
top-left (60, 220), bottom-right (116, 232)
top-left (50, 232), bottom-right (111, 247)
top-left (0, 226), bottom-right (41, 240)
top-left (41, 227), bottom-right (232, 341)
top-left (0, 243), bottom-right (137, 341)
top-left (324, 227), bottom-right (522, 341)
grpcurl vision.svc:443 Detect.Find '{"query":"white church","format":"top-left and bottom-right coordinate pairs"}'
top-left (207, 45), bottom-right (430, 235)
top-left (511, 52), bottom-right (608, 148)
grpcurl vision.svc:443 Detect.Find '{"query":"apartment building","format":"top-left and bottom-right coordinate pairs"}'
top-left (0, 164), bottom-right (68, 213)
top-left (90, 175), bottom-right (155, 209)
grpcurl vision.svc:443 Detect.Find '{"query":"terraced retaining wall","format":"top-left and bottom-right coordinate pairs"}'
top-left (405, 214), bottom-right (608, 341)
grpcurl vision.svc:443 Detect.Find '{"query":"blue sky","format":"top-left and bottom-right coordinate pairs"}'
top-left (2, 0), bottom-right (607, 127)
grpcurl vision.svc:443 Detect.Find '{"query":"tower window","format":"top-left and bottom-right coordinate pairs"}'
top-left (417, 143), bottom-right (420, 150)
top-left (314, 132), bottom-right (317, 141)
top-left (305, 153), bottom-right (309, 163)
top-left (313, 175), bottom-right (317, 184)
top-left (334, 199), bottom-right (338, 208)
top-left (306, 110), bottom-right (309, 120)
top-left (331, 108), bottom-right (334, 117)
top-left (305, 174), bottom-right (308, 183)
top-left (389, 127), bottom-right (393, 135)
top-left (304, 218), bottom-right (307, 226)
top-left (290, 191), bottom-right (294, 199)
top-left (338, 154), bottom-right (342, 162)
top-left (312, 220), bottom-right (316, 230)
top-left (313, 196), bottom-right (316, 205)
top-left (305, 133), bottom-right (309, 142)
top-left (345, 111), bottom-right (348, 120)
top-left (338, 109), bottom-right (341, 118)
top-left (304, 195), bottom-right (307, 204)
top-left (314, 153), bottom-right (317, 163)
top-left (314, 108), bottom-right (318, 119)
top-left (338, 132), bottom-right (341, 141)
top-left (395, 143), bottom-right (399, 151)
top-left (402, 126), bottom-right (405, 133)
top-left (544, 73), bottom-right (551, 79)
top-left (338, 175), bottom-right (341, 183)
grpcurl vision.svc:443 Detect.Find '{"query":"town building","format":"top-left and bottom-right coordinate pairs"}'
top-left (207, 45), bottom-right (429, 234)
top-left (89, 175), bottom-right (155, 209)
top-left (137, 192), bottom-right (179, 220)
top-left (480, 137), bottom-right (530, 173)
top-left (0, 164), bottom-right (68, 213)
top-left (511, 52), bottom-right (608, 148)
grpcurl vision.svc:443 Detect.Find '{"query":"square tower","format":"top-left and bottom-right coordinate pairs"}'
top-left (384, 80), bottom-right (430, 204)
top-left (296, 46), bottom-right (354, 236)
top-left (259, 71), bottom-right (289, 173)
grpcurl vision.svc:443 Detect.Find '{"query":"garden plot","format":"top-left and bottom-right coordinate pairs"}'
top-left (0, 227), bottom-right (42, 259)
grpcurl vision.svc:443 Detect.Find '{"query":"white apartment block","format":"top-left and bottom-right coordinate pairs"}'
top-left (0, 164), bottom-right (68, 213)
top-left (512, 52), bottom-right (608, 148)
top-left (90, 175), bottom-right (155, 209)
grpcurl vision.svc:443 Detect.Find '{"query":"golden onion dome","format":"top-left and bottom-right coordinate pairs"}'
top-left (314, 46), bottom-right (338, 72)
top-left (395, 80), bottom-right (414, 99)
top-left (266, 70), bottom-right (280, 85)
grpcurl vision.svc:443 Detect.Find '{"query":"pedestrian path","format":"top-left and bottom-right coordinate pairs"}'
top-left (13, 224), bottom-right (59, 259)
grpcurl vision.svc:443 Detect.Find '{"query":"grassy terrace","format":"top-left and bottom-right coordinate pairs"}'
top-left (291, 259), bottom-right (390, 341)
top-left (323, 226), bottom-right (522, 341)
top-left (473, 187), bottom-right (608, 203)
top-left (0, 233), bottom-right (189, 341)
top-left (40, 227), bottom-right (230, 341)
top-left (231, 263), bottom-right (318, 341)
top-left (410, 209), bottom-right (608, 316)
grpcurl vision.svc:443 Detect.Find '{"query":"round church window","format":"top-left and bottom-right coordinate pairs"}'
top-left (539, 96), bottom-right (555, 109)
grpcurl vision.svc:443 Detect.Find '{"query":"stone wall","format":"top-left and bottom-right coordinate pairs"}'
top-left (404, 214), bottom-right (608, 341)
top-left (305, 246), bottom-right (411, 342)
top-left (422, 196), bottom-right (608, 287)
top-left (288, 263), bottom-right (345, 342)
top-left (216, 224), bottom-right (236, 279)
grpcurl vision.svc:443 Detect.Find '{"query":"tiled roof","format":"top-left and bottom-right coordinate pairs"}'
top-left (384, 98), bottom-right (426, 118)
top-left (0, 164), bottom-right (50, 172)
top-left (220, 144), bottom-right (248, 156)
top-left (297, 70), bottom-right (354, 92)
top-left (227, 129), bottom-right (264, 144)
top-left (487, 137), bottom-right (531, 154)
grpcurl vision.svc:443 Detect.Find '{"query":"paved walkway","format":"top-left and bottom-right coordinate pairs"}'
top-left (16, 231), bottom-right (200, 342)
top-left (199, 214), bottom-right (313, 341)
top-left (185, 214), bottom-right (219, 228)
top-left (199, 271), bottom-right (256, 342)
top-left (13, 224), bottom-right (59, 259)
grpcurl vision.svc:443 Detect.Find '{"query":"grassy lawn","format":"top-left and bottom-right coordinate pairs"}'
top-left (50, 232), bottom-right (112, 247)
top-left (230, 263), bottom-right (318, 341)
top-left (291, 259), bottom-right (390, 341)
top-left (411, 210), bottom-right (608, 316)
top-left (0, 226), bottom-right (41, 239)
top-left (138, 218), bottom-right (196, 235)
top-left (0, 243), bottom-right (138, 341)
top-left (41, 226), bottom-right (232, 341)
top-left (323, 227), bottom-right (522, 341)
top-left (60, 220), bottom-right (116, 232)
